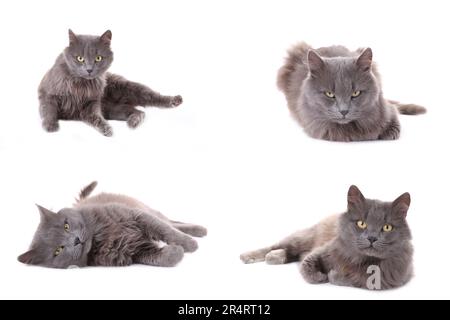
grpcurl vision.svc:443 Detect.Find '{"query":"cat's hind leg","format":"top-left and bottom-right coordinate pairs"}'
top-left (102, 103), bottom-right (146, 129)
top-left (104, 74), bottom-right (183, 109)
top-left (171, 221), bottom-right (208, 238)
top-left (241, 229), bottom-right (317, 265)
top-left (240, 246), bottom-right (284, 264)
top-left (134, 244), bottom-right (184, 267)
top-left (136, 211), bottom-right (199, 253)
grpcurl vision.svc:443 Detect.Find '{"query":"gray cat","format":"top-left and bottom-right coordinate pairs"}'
top-left (18, 181), bottom-right (207, 268)
top-left (277, 42), bottom-right (426, 141)
top-left (241, 186), bottom-right (413, 290)
top-left (39, 30), bottom-right (183, 136)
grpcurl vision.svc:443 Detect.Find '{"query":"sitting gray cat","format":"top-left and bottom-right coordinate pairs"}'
top-left (241, 186), bottom-right (413, 290)
top-left (39, 30), bottom-right (183, 136)
top-left (18, 181), bottom-right (207, 268)
top-left (277, 42), bottom-right (426, 141)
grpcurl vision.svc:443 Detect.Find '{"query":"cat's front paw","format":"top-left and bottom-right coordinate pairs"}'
top-left (379, 122), bottom-right (400, 140)
top-left (100, 125), bottom-right (113, 137)
top-left (179, 236), bottom-right (198, 253)
top-left (42, 120), bottom-right (59, 132)
top-left (160, 245), bottom-right (184, 267)
top-left (127, 112), bottom-right (145, 129)
top-left (170, 95), bottom-right (183, 107)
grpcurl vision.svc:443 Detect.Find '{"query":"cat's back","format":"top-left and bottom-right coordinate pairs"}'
top-left (76, 193), bottom-right (169, 221)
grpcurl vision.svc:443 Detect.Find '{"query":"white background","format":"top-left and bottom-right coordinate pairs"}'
top-left (0, 0), bottom-right (449, 300)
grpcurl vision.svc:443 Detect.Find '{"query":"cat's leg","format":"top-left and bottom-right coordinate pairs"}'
top-left (240, 228), bottom-right (316, 265)
top-left (39, 93), bottom-right (60, 132)
top-left (104, 74), bottom-right (183, 108)
top-left (170, 221), bottom-right (208, 238)
top-left (102, 103), bottom-right (146, 129)
top-left (240, 246), bottom-right (279, 264)
top-left (136, 211), bottom-right (199, 252)
top-left (299, 247), bottom-right (330, 284)
top-left (327, 270), bottom-right (358, 288)
top-left (134, 244), bottom-right (184, 267)
top-left (379, 117), bottom-right (401, 140)
top-left (80, 100), bottom-right (113, 137)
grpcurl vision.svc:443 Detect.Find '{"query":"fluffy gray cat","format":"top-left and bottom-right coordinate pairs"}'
top-left (277, 42), bottom-right (426, 141)
top-left (241, 186), bottom-right (413, 290)
top-left (18, 181), bottom-right (207, 268)
top-left (39, 30), bottom-right (183, 136)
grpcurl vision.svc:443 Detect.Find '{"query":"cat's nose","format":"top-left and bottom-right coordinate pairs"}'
top-left (368, 236), bottom-right (378, 244)
top-left (74, 237), bottom-right (81, 246)
top-left (340, 110), bottom-right (349, 116)
top-left (86, 69), bottom-right (93, 74)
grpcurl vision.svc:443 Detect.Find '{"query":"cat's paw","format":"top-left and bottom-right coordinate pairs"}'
top-left (379, 122), bottom-right (400, 140)
top-left (42, 120), bottom-right (59, 132)
top-left (240, 252), bottom-right (264, 264)
top-left (160, 245), bottom-right (184, 267)
top-left (100, 125), bottom-right (113, 137)
top-left (170, 95), bottom-right (183, 107)
top-left (127, 112), bottom-right (145, 129)
top-left (301, 270), bottom-right (329, 284)
top-left (265, 249), bottom-right (287, 265)
top-left (179, 236), bottom-right (198, 253)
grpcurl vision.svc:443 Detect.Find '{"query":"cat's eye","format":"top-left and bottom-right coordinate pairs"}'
top-left (64, 223), bottom-right (70, 232)
top-left (325, 91), bottom-right (335, 98)
top-left (383, 224), bottom-right (393, 232)
top-left (54, 246), bottom-right (64, 257)
top-left (76, 56), bottom-right (85, 63)
top-left (95, 55), bottom-right (103, 62)
top-left (357, 220), bottom-right (367, 229)
top-left (352, 91), bottom-right (361, 98)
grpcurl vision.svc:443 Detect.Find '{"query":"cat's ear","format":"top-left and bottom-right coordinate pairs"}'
top-left (356, 48), bottom-right (373, 72)
top-left (307, 50), bottom-right (325, 77)
top-left (392, 192), bottom-right (411, 219)
top-left (100, 30), bottom-right (112, 45)
top-left (347, 185), bottom-right (366, 212)
top-left (18, 250), bottom-right (38, 265)
top-left (68, 29), bottom-right (78, 45)
top-left (36, 204), bottom-right (55, 222)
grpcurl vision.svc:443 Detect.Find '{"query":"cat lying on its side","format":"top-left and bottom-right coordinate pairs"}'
top-left (39, 30), bottom-right (182, 136)
top-left (278, 43), bottom-right (426, 141)
top-left (19, 182), bottom-right (207, 268)
top-left (241, 186), bottom-right (413, 290)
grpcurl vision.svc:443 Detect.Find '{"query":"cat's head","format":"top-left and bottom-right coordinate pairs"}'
top-left (339, 185), bottom-right (412, 259)
top-left (18, 205), bottom-right (92, 268)
top-left (303, 48), bottom-right (380, 124)
top-left (63, 29), bottom-right (114, 79)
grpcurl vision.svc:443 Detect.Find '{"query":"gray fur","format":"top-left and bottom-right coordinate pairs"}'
top-left (277, 42), bottom-right (426, 141)
top-left (18, 182), bottom-right (207, 268)
top-left (241, 186), bottom-right (414, 290)
top-left (39, 30), bottom-right (183, 136)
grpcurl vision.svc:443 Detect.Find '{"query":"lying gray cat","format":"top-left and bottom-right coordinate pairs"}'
top-left (241, 186), bottom-right (413, 290)
top-left (277, 42), bottom-right (426, 141)
top-left (18, 182), bottom-right (207, 268)
top-left (39, 30), bottom-right (183, 136)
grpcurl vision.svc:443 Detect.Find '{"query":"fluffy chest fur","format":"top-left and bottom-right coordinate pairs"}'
top-left (83, 206), bottom-right (155, 267)
top-left (39, 55), bottom-right (106, 119)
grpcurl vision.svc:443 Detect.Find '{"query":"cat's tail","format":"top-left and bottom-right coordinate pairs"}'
top-left (388, 100), bottom-right (427, 115)
top-left (277, 42), bottom-right (312, 94)
top-left (76, 181), bottom-right (98, 202)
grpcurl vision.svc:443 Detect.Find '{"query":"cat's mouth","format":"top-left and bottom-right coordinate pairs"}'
top-left (334, 118), bottom-right (352, 125)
